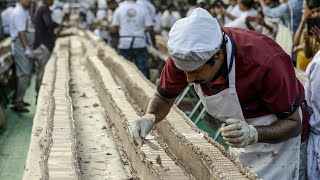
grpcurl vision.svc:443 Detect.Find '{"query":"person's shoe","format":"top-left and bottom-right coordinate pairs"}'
top-left (22, 101), bottom-right (31, 106)
top-left (11, 104), bottom-right (29, 113)
top-left (11, 101), bottom-right (31, 106)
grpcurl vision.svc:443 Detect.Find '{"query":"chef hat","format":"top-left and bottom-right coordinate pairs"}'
top-left (167, 8), bottom-right (222, 71)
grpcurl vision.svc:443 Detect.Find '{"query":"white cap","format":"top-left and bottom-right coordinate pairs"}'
top-left (197, 0), bottom-right (207, 4)
top-left (167, 8), bottom-right (222, 71)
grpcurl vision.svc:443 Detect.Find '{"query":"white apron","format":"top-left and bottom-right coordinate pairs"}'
top-left (194, 37), bottom-right (301, 180)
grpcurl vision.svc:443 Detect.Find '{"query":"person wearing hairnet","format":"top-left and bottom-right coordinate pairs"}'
top-left (9, 0), bottom-right (34, 112)
top-left (131, 8), bottom-right (309, 179)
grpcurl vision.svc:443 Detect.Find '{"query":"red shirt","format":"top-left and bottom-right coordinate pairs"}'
top-left (157, 28), bottom-right (305, 120)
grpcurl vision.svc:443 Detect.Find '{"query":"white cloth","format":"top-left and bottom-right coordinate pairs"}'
top-left (160, 10), bottom-right (181, 36)
top-left (225, 8), bottom-right (258, 29)
top-left (305, 50), bottom-right (320, 180)
top-left (9, 3), bottom-right (30, 40)
top-left (1, 7), bottom-right (14, 35)
top-left (225, 4), bottom-right (241, 24)
top-left (193, 35), bottom-right (301, 180)
top-left (111, 1), bottom-right (153, 49)
top-left (168, 8), bottom-right (222, 71)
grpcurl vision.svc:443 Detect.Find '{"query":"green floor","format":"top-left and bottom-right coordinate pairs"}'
top-left (0, 76), bottom-right (35, 180)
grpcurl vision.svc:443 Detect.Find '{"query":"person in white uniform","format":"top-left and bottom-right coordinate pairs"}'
top-left (305, 50), bottom-right (320, 180)
top-left (111, 0), bottom-right (154, 78)
top-left (130, 8), bottom-right (309, 179)
top-left (1, 4), bottom-right (14, 37)
top-left (160, 3), bottom-right (181, 37)
top-left (218, 0), bottom-right (258, 29)
top-left (9, 0), bottom-right (34, 112)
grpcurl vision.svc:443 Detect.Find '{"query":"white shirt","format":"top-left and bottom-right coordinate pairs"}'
top-left (161, 10), bottom-right (181, 36)
top-left (112, 1), bottom-right (153, 49)
top-left (96, 9), bottom-right (106, 21)
top-left (86, 10), bottom-right (95, 28)
top-left (305, 50), bottom-right (320, 179)
top-left (9, 3), bottom-right (30, 40)
top-left (225, 4), bottom-right (241, 24)
top-left (136, 0), bottom-right (156, 22)
top-left (224, 8), bottom-right (257, 29)
top-left (1, 6), bottom-right (14, 35)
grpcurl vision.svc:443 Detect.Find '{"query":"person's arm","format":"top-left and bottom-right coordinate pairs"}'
top-left (146, 26), bottom-right (156, 47)
top-left (294, 1), bottom-right (311, 46)
top-left (221, 53), bottom-right (304, 147)
top-left (259, 0), bottom-right (288, 19)
top-left (221, 7), bottom-right (237, 21)
top-left (304, 32), bottom-right (313, 58)
top-left (146, 92), bottom-right (175, 123)
top-left (131, 57), bottom-right (188, 146)
top-left (255, 109), bottom-right (301, 143)
top-left (18, 31), bottom-right (29, 48)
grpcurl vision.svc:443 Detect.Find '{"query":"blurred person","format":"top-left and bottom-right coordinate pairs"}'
top-left (130, 8), bottom-right (309, 179)
top-left (86, 5), bottom-right (96, 30)
top-left (197, 0), bottom-right (207, 9)
top-left (137, 0), bottom-right (156, 20)
top-left (304, 50), bottom-right (320, 180)
top-left (110, 0), bottom-right (154, 78)
top-left (217, 0), bottom-right (258, 29)
top-left (186, 0), bottom-right (197, 17)
top-left (96, 0), bottom-right (107, 21)
top-left (293, 0), bottom-right (320, 71)
top-left (160, 3), bottom-right (181, 36)
top-left (1, 2), bottom-right (14, 38)
top-left (259, 0), bottom-right (302, 34)
top-left (209, 0), bottom-right (226, 19)
top-left (107, 0), bottom-right (119, 49)
top-left (0, 1), bottom-right (6, 40)
top-left (153, 6), bottom-right (163, 35)
top-left (32, 0), bottom-right (59, 95)
top-left (136, 0), bottom-right (156, 46)
top-left (246, 0), bottom-right (281, 40)
top-left (1, 4), bottom-right (14, 37)
top-left (225, 0), bottom-right (241, 23)
top-left (9, 0), bottom-right (34, 112)
top-left (93, 20), bottom-right (110, 43)
top-left (258, 0), bottom-right (303, 65)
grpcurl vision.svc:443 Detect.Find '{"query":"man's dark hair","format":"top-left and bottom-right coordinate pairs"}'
top-left (212, 0), bottom-right (226, 9)
top-left (188, 0), bottom-right (197, 6)
top-left (307, 0), bottom-right (320, 9)
top-left (241, 0), bottom-right (255, 9)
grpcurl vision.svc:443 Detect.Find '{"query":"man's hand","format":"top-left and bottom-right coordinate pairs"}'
top-left (221, 119), bottom-right (258, 148)
top-left (131, 114), bottom-right (155, 147)
top-left (24, 47), bottom-right (34, 59)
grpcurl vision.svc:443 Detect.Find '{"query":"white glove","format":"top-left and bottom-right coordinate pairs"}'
top-left (220, 119), bottom-right (258, 148)
top-left (131, 114), bottom-right (155, 147)
top-left (24, 47), bottom-right (34, 59)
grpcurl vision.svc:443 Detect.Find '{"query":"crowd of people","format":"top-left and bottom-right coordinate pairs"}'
top-left (0, 0), bottom-right (66, 113)
top-left (0, 0), bottom-right (319, 179)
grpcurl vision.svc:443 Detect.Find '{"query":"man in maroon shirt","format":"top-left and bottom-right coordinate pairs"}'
top-left (131, 8), bottom-right (309, 179)
top-left (33, 0), bottom-right (58, 94)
